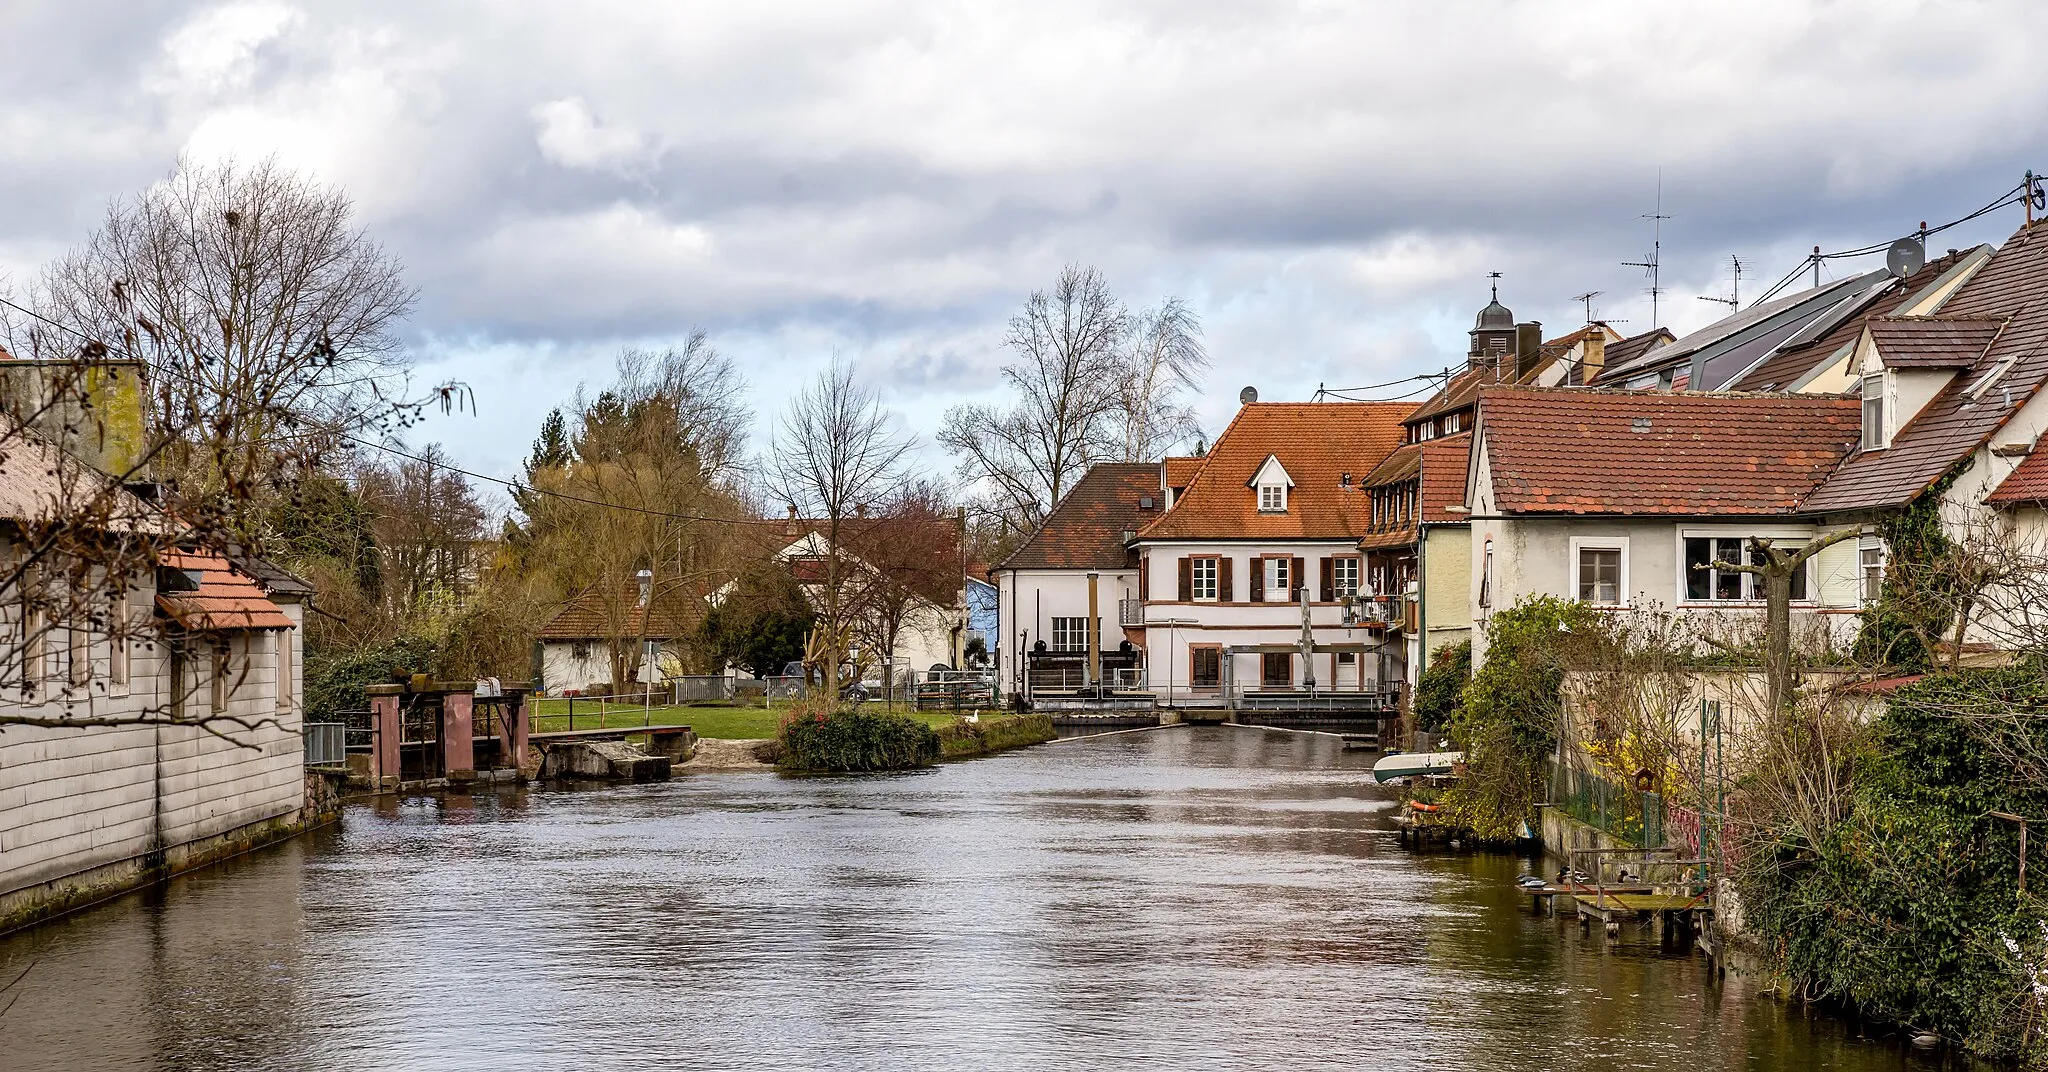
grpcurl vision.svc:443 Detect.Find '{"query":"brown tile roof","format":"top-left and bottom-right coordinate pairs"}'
top-left (538, 583), bottom-right (699, 640)
top-left (1478, 388), bottom-right (1860, 515)
top-left (1803, 220), bottom-right (2048, 514)
top-left (1868, 316), bottom-right (2008, 367)
top-left (1361, 442), bottom-right (1420, 487)
top-left (1139, 402), bottom-right (1413, 540)
top-left (1406, 350), bottom-right (1560, 427)
top-left (1420, 435), bottom-right (1472, 523)
top-left (995, 462), bottom-right (1157, 571)
top-left (1987, 449), bottom-right (2048, 505)
top-left (1163, 456), bottom-right (1202, 490)
top-left (156, 547), bottom-right (294, 631)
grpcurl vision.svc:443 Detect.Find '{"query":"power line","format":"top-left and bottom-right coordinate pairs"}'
top-left (1746, 179), bottom-right (2032, 308)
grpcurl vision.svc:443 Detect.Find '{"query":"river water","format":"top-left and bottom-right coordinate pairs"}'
top-left (2, 726), bottom-right (1952, 1071)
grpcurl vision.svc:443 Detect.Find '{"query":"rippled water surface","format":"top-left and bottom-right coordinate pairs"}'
top-left (3, 726), bottom-right (1946, 1070)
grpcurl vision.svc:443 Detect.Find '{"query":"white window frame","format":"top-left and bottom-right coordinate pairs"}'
top-left (1191, 556), bottom-right (1219, 602)
top-left (1861, 371), bottom-right (1888, 451)
top-left (1258, 483), bottom-right (1287, 513)
top-left (1332, 556), bottom-right (1361, 598)
top-left (1443, 412), bottom-right (1461, 435)
top-left (1050, 617), bottom-right (1088, 652)
top-left (1264, 557), bottom-right (1291, 602)
top-left (1568, 537), bottom-right (1630, 607)
top-left (1676, 528), bottom-right (1820, 606)
top-left (1859, 536), bottom-right (1886, 607)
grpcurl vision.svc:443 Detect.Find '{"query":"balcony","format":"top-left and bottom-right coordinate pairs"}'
top-left (1118, 597), bottom-right (1145, 628)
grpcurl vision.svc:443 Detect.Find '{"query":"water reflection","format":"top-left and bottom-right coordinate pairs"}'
top-left (2, 726), bottom-right (1957, 1071)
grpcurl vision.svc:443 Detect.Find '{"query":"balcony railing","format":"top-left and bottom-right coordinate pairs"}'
top-left (1118, 598), bottom-right (1145, 627)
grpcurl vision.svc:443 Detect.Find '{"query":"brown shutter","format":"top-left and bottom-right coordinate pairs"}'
top-left (1178, 557), bottom-right (1192, 602)
top-left (1320, 556), bottom-right (1334, 603)
top-left (1292, 557), bottom-right (1306, 600)
top-left (1249, 556), bottom-right (1264, 602)
top-left (1139, 557), bottom-right (1149, 601)
top-left (1219, 556), bottom-right (1234, 602)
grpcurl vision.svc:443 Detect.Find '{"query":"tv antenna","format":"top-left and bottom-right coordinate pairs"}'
top-left (1571, 291), bottom-right (1601, 324)
top-left (1698, 256), bottom-right (1744, 309)
top-left (1622, 173), bottom-right (1671, 326)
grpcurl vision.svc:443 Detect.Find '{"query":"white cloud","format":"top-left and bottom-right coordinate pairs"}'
top-left (153, 1), bottom-right (299, 94)
top-left (531, 97), bottom-right (656, 177)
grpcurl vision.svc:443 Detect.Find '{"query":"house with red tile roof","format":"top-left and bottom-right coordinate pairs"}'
top-left (1129, 400), bottom-right (1414, 709)
top-left (1464, 387), bottom-right (1868, 666)
top-left (990, 462), bottom-right (1157, 701)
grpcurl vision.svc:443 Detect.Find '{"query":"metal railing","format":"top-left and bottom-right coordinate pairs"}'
top-left (303, 722), bottom-right (345, 766)
top-left (1548, 759), bottom-right (1661, 847)
top-left (1118, 598), bottom-right (1144, 627)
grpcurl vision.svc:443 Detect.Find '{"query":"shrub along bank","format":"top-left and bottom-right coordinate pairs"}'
top-left (936, 714), bottom-right (1055, 758)
top-left (1737, 666), bottom-right (2048, 1062)
top-left (777, 707), bottom-right (941, 772)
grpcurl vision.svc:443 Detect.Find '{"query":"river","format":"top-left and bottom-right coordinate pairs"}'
top-left (2, 726), bottom-right (1953, 1071)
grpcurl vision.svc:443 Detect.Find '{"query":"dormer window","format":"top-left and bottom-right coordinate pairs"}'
top-left (1248, 454), bottom-right (1294, 514)
top-left (1443, 412), bottom-right (1461, 435)
top-left (1861, 371), bottom-right (1887, 451)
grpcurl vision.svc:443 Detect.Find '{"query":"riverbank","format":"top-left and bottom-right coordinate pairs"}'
top-left (936, 713), bottom-right (1056, 759)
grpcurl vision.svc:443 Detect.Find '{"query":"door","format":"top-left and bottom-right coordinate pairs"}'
top-left (1335, 651), bottom-right (1360, 690)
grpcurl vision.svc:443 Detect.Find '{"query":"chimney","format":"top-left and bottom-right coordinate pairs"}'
top-left (0, 354), bottom-right (149, 476)
top-left (1513, 322), bottom-right (1543, 379)
top-left (784, 504), bottom-right (799, 538)
top-left (1578, 329), bottom-right (1607, 385)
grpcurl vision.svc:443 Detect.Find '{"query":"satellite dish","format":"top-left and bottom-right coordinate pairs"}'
top-left (1239, 386), bottom-right (1259, 405)
top-left (1886, 236), bottom-right (1925, 280)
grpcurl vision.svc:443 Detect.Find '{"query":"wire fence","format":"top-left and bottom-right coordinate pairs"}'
top-left (1549, 759), bottom-right (1662, 848)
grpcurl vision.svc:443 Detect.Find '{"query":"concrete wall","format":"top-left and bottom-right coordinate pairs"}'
top-left (540, 639), bottom-right (687, 694)
top-left (0, 595), bottom-right (308, 931)
top-left (1414, 523), bottom-right (1471, 684)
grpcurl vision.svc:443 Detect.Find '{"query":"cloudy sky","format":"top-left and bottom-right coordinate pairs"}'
top-left (2, 1), bottom-right (2043, 498)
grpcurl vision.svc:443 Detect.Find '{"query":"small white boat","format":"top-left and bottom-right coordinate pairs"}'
top-left (1372, 750), bottom-right (1463, 783)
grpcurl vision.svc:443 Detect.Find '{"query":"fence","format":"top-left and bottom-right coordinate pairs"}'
top-left (303, 722), bottom-right (345, 766)
top-left (1548, 759), bottom-right (1662, 848)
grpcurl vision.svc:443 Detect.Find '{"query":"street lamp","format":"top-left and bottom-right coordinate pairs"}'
top-left (1155, 617), bottom-right (1197, 711)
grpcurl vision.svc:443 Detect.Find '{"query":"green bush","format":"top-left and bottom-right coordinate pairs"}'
top-left (1738, 666), bottom-right (2048, 1061)
top-left (778, 707), bottom-right (941, 772)
top-left (937, 713), bottom-right (1055, 758)
top-left (1413, 640), bottom-right (1470, 733)
top-left (1441, 597), bottom-right (1604, 843)
top-left (303, 635), bottom-right (436, 721)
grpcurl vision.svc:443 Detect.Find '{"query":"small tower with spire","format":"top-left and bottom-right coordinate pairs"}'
top-left (1469, 273), bottom-right (1516, 363)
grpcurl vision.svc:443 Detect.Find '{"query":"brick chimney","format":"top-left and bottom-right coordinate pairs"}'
top-left (1579, 329), bottom-right (1607, 385)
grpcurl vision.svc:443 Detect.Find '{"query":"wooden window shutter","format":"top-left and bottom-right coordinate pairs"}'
top-left (1292, 557), bottom-right (1305, 599)
top-left (1139, 558), bottom-right (1149, 601)
top-left (1320, 557), bottom-right (1334, 603)
top-left (1177, 557), bottom-right (1191, 602)
top-left (1249, 556), bottom-right (1264, 602)
top-left (1218, 556), bottom-right (1234, 601)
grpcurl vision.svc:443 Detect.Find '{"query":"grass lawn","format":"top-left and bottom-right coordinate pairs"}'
top-left (527, 697), bottom-right (976, 739)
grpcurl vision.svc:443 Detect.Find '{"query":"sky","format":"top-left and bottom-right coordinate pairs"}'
top-left (2, 1), bottom-right (2044, 506)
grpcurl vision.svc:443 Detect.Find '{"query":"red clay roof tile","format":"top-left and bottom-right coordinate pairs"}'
top-left (995, 463), bottom-right (1157, 571)
top-left (156, 548), bottom-right (293, 631)
top-left (1139, 402), bottom-right (1413, 540)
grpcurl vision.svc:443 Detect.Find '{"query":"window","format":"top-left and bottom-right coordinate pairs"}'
top-left (109, 591), bottom-right (129, 688)
top-left (1190, 646), bottom-right (1221, 688)
top-left (1684, 537), bottom-right (1807, 603)
top-left (1050, 617), bottom-right (1088, 652)
top-left (1264, 557), bottom-right (1291, 602)
top-left (1478, 539), bottom-right (1494, 609)
top-left (1191, 557), bottom-right (1219, 601)
top-left (1259, 483), bottom-right (1286, 512)
top-left (275, 627), bottom-right (294, 714)
top-left (169, 642), bottom-right (186, 720)
top-left (1443, 412), bottom-right (1461, 435)
top-left (1861, 372), bottom-right (1887, 451)
top-left (1332, 557), bottom-right (1361, 597)
top-left (1860, 538), bottom-right (1885, 605)
top-left (1577, 547), bottom-right (1622, 605)
top-left (211, 644), bottom-right (230, 713)
top-left (1261, 651), bottom-right (1292, 687)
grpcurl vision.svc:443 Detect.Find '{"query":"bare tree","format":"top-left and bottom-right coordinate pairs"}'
top-left (355, 445), bottom-right (488, 623)
top-left (842, 480), bottom-right (963, 682)
top-left (769, 362), bottom-right (914, 693)
top-left (1710, 528), bottom-right (1862, 713)
top-left (939, 265), bottom-right (1129, 536)
top-left (1115, 296), bottom-right (1208, 462)
top-left (29, 156), bottom-right (420, 510)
